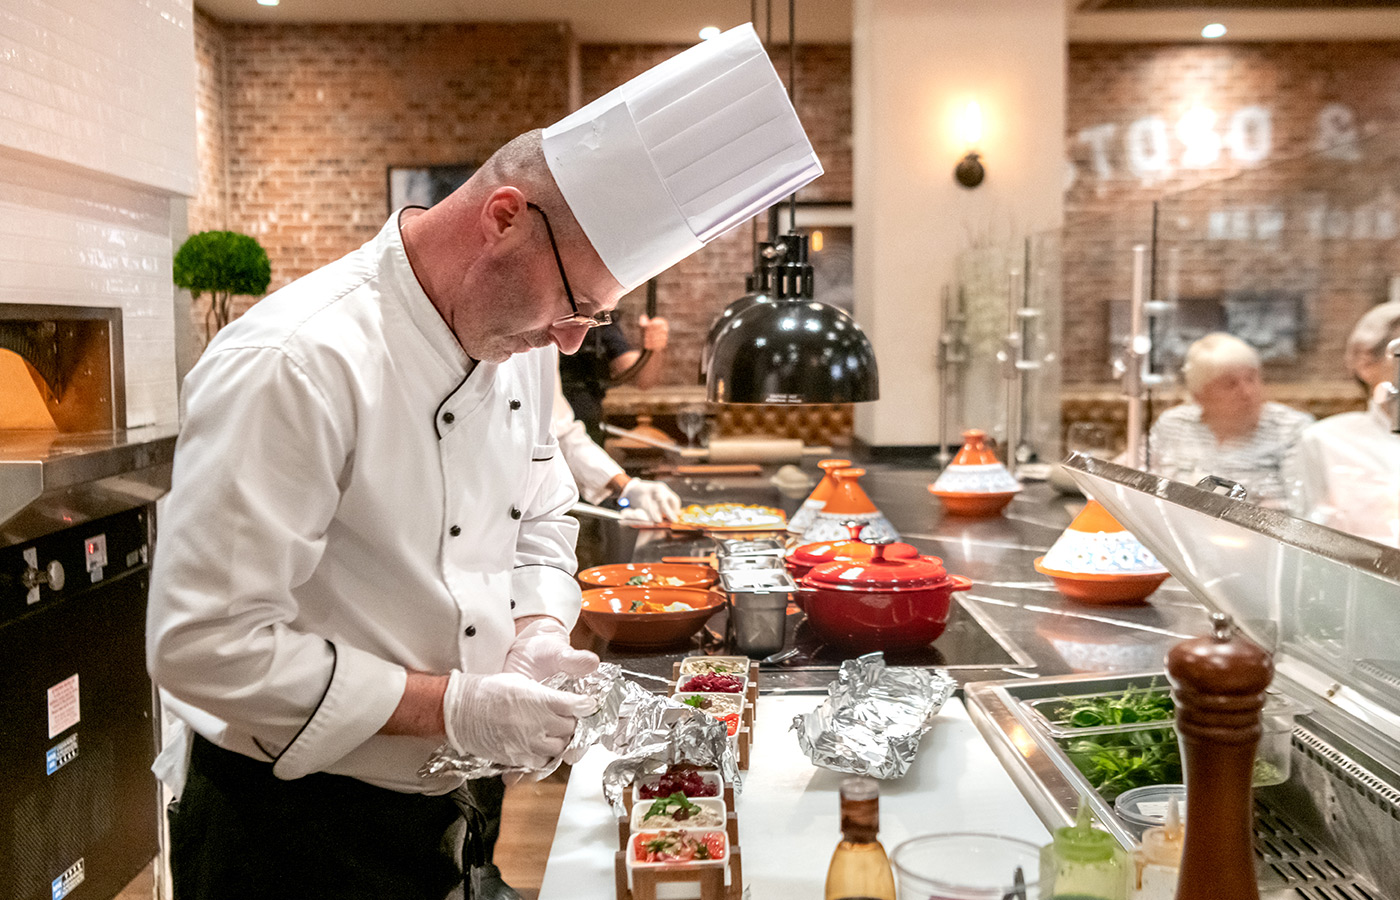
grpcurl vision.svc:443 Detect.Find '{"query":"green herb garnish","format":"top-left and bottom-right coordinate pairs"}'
top-left (644, 791), bottom-right (701, 822)
top-left (627, 574), bottom-right (651, 586)
top-left (681, 695), bottom-right (709, 709)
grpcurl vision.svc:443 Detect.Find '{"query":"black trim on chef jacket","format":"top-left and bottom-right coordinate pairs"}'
top-left (433, 369), bottom-right (474, 440)
top-left (270, 639), bottom-right (339, 766)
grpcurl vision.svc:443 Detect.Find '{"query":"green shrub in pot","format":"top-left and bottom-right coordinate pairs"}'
top-left (173, 230), bottom-right (271, 342)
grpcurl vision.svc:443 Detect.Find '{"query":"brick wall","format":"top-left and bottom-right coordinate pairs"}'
top-left (1065, 42), bottom-right (1400, 391)
top-left (192, 8), bottom-right (228, 235)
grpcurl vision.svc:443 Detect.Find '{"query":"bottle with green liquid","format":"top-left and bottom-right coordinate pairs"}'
top-left (1039, 802), bottom-right (1128, 900)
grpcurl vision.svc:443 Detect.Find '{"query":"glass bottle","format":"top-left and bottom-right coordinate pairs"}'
top-left (824, 777), bottom-right (896, 900)
top-left (1039, 802), bottom-right (1128, 900)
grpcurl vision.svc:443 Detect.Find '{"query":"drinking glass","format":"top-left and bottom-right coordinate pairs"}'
top-left (890, 833), bottom-right (1041, 899)
top-left (677, 403), bottom-right (707, 448)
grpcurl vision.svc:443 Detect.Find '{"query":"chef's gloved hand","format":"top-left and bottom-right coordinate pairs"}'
top-left (502, 617), bottom-right (599, 683)
top-left (442, 670), bottom-right (594, 770)
top-left (618, 477), bottom-right (683, 523)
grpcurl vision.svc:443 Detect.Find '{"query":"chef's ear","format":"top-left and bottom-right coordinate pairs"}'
top-left (479, 187), bottom-right (530, 249)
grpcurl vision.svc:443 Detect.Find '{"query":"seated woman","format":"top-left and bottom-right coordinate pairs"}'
top-left (1147, 332), bottom-right (1313, 508)
top-left (1285, 303), bottom-right (1400, 546)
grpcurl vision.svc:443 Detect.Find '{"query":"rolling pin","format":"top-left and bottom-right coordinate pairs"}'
top-left (705, 437), bottom-right (833, 464)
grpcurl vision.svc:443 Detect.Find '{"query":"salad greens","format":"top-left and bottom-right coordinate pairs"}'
top-left (1061, 730), bottom-right (1182, 800)
top-left (1058, 682), bottom-right (1174, 729)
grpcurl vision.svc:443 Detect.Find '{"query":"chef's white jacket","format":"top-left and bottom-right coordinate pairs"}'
top-left (148, 214), bottom-right (581, 794)
top-left (549, 351), bottom-right (626, 504)
top-left (1285, 399), bottom-right (1400, 548)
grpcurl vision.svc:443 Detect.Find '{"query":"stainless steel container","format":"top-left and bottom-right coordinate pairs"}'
top-left (719, 568), bottom-right (795, 658)
top-left (716, 537), bottom-right (786, 560)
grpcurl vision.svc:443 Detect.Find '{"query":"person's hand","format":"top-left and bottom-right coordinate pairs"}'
top-left (442, 670), bottom-right (594, 769)
top-left (618, 477), bottom-right (683, 523)
top-left (639, 313), bottom-right (669, 351)
top-left (502, 616), bottom-right (599, 683)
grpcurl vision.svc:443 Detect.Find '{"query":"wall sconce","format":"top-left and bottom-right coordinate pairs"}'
top-left (954, 100), bottom-right (985, 188)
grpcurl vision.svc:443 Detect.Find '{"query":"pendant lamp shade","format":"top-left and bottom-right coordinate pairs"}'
top-left (700, 289), bottom-right (771, 381)
top-left (706, 297), bottom-right (879, 404)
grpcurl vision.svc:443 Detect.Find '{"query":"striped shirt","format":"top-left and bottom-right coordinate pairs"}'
top-left (1147, 401), bottom-right (1314, 508)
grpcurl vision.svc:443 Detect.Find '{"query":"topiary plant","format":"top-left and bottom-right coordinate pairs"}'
top-left (173, 230), bottom-right (272, 342)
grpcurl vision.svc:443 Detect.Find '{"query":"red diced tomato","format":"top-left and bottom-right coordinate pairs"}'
top-left (702, 833), bottom-right (726, 860)
top-left (720, 713), bottom-right (739, 736)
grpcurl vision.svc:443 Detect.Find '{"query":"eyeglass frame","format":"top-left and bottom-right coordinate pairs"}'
top-left (526, 202), bottom-right (612, 329)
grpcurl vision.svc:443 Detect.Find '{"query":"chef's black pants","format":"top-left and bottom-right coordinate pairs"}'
top-left (170, 734), bottom-right (466, 900)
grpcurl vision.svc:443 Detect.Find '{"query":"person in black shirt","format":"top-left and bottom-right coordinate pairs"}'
top-left (558, 314), bottom-right (669, 443)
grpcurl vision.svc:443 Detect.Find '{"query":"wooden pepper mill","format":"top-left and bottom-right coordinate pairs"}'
top-left (1167, 612), bottom-right (1273, 900)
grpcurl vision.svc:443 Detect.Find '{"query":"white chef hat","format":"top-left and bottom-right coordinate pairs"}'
top-left (542, 23), bottom-right (822, 291)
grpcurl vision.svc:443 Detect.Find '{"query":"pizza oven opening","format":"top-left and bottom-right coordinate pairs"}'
top-left (0, 304), bottom-right (124, 433)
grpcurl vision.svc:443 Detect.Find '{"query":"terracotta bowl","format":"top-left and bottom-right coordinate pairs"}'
top-left (577, 562), bottom-right (717, 590)
top-left (1033, 556), bottom-right (1169, 605)
top-left (929, 487), bottom-right (1020, 517)
top-left (579, 587), bottom-right (726, 648)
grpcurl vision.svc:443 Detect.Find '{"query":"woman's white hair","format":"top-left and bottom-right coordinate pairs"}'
top-left (1181, 332), bottom-right (1260, 396)
top-left (1345, 302), bottom-right (1400, 371)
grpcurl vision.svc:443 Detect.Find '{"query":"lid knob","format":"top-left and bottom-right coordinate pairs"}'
top-left (1167, 612), bottom-right (1272, 900)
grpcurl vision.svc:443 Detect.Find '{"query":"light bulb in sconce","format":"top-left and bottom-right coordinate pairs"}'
top-left (955, 100), bottom-right (985, 188)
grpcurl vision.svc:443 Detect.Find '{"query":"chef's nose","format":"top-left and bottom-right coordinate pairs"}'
top-left (551, 322), bottom-right (591, 355)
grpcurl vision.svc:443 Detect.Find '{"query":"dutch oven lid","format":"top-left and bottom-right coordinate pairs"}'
top-left (788, 535), bottom-right (920, 569)
top-left (803, 543), bottom-right (951, 590)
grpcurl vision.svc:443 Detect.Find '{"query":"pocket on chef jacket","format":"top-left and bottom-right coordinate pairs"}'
top-left (523, 440), bottom-right (560, 504)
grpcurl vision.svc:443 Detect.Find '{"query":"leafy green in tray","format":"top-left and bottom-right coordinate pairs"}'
top-left (1061, 729), bottom-right (1182, 800)
top-left (1058, 682), bottom-right (1174, 730)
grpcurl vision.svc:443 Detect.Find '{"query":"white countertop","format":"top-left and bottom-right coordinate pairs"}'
top-left (538, 695), bottom-right (1049, 899)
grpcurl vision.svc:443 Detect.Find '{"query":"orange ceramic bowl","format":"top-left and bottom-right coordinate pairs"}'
top-left (929, 487), bottom-right (1019, 517)
top-left (580, 587), bottom-right (727, 648)
top-left (577, 562), bottom-right (718, 590)
top-left (1033, 556), bottom-right (1169, 605)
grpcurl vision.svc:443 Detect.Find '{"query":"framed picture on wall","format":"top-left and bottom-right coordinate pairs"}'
top-left (789, 202), bottom-right (854, 312)
top-left (386, 164), bottom-right (477, 213)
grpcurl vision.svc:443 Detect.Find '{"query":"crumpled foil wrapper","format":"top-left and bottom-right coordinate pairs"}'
top-left (598, 681), bottom-right (740, 816)
top-left (418, 662), bottom-right (626, 781)
top-left (791, 652), bottom-right (955, 779)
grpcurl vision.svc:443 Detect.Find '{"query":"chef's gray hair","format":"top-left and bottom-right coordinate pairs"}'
top-left (477, 130), bottom-right (588, 253)
top-left (1346, 302), bottom-right (1400, 367)
top-left (1181, 332), bottom-right (1260, 396)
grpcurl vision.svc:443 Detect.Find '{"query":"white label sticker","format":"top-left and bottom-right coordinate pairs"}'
top-left (51, 858), bottom-right (84, 900)
top-left (1134, 799), bottom-right (1184, 820)
top-left (47, 674), bottom-right (80, 739)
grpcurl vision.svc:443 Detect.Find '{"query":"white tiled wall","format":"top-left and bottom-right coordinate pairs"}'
top-left (0, 0), bottom-right (198, 429)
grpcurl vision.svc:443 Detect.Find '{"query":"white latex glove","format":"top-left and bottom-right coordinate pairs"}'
top-left (618, 477), bottom-right (683, 523)
top-left (442, 671), bottom-right (594, 770)
top-left (502, 617), bottom-right (599, 683)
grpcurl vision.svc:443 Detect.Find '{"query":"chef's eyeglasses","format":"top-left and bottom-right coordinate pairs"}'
top-left (527, 202), bottom-right (612, 329)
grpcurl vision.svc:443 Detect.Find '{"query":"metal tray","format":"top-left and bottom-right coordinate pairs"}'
top-left (966, 670), bottom-right (1399, 899)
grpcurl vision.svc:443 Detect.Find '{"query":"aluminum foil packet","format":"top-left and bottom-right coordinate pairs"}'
top-left (791, 652), bottom-right (955, 779)
top-left (599, 681), bottom-right (740, 816)
top-left (418, 662), bottom-right (626, 781)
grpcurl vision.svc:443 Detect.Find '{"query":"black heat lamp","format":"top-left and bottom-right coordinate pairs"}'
top-left (705, 231), bottom-right (879, 404)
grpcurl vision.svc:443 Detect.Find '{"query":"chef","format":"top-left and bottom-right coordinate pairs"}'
top-left (146, 23), bottom-right (820, 900)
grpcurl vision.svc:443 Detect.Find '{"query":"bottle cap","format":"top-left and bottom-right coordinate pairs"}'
top-left (1137, 797), bottom-right (1185, 868)
top-left (1052, 803), bottom-right (1119, 863)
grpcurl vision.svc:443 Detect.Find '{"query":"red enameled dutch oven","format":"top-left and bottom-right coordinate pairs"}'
top-left (798, 544), bottom-right (973, 652)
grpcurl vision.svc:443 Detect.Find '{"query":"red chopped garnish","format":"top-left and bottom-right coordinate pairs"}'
top-left (719, 713), bottom-right (739, 736)
top-left (638, 766), bottom-right (719, 799)
top-left (679, 673), bottom-right (744, 693)
top-left (702, 832), bottom-right (726, 861)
